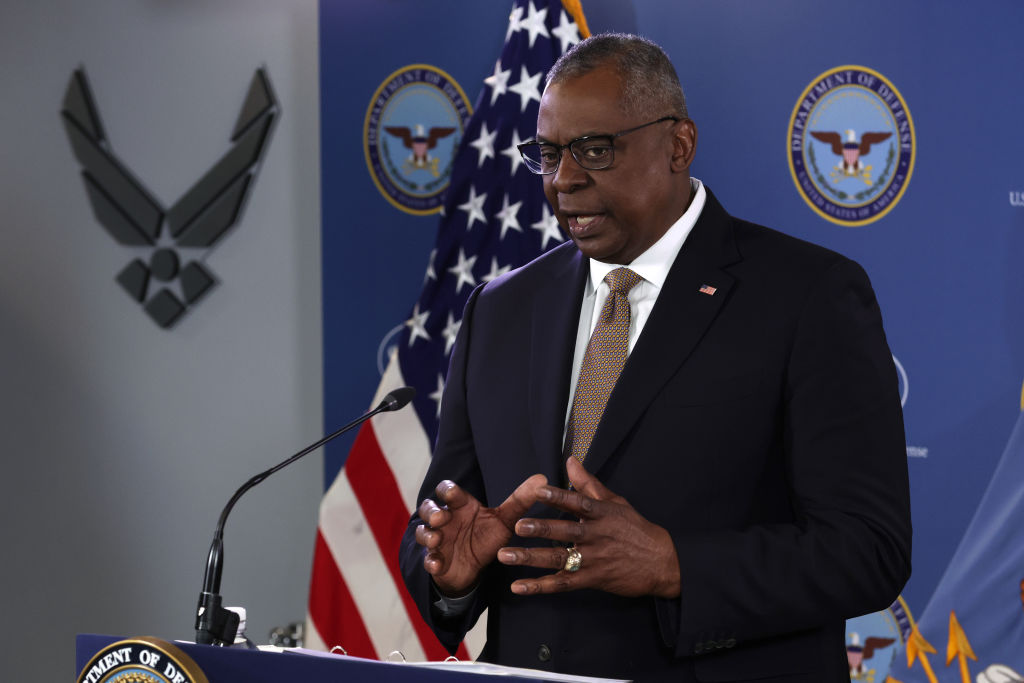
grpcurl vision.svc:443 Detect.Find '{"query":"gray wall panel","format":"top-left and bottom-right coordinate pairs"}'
top-left (0, 2), bottom-right (322, 679)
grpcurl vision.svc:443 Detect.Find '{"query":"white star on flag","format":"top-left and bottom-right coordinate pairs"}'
top-left (457, 185), bottom-right (488, 228)
top-left (501, 128), bottom-right (526, 175)
top-left (484, 59), bottom-right (512, 105)
top-left (441, 312), bottom-right (462, 355)
top-left (482, 257), bottom-right (512, 283)
top-left (469, 121), bottom-right (497, 167)
top-left (551, 11), bottom-right (581, 52)
top-left (520, 1), bottom-right (550, 48)
top-left (447, 248), bottom-right (478, 293)
top-left (405, 303), bottom-right (430, 346)
top-left (494, 193), bottom-right (524, 240)
top-left (509, 65), bottom-right (542, 113)
top-left (505, 4), bottom-right (524, 42)
top-left (424, 248), bottom-right (437, 282)
top-left (429, 373), bottom-right (445, 418)
top-left (531, 204), bottom-right (564, 248)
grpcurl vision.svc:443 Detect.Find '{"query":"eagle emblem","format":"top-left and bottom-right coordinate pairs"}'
top-left (383, 124), bottom-right (455, 177)
top-left (846, 631), bottom-right (896, 682)
top-left (810, 129), bottom-right (892, 185)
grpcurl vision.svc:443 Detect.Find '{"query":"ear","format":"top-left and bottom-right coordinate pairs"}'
top-left (669, 118), bottom-right (697, 173)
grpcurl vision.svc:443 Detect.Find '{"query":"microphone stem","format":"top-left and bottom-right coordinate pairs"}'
top-left (195, 387), bottom-right (413, 645)
top-left (203, 402), bottom-right (390, 596)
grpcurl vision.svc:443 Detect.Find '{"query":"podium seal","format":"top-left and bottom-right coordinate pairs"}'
top-left (77, 637), bottom-right (208, 683)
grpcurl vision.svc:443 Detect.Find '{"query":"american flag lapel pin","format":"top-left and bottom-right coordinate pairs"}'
top-left (698, 284), bottom-right (717, 296)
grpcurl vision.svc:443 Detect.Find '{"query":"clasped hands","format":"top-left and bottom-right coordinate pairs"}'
top-left (415, 457), bottom-right (680, 600)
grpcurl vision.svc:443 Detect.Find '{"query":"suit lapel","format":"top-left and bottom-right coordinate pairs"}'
top-left (581, 191), bottom-right (742, 478)
top-left (528, 245), bottom-right (588, 484)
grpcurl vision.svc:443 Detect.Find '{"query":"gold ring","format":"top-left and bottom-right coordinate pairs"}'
top-left (563, 546), bottom-right (582, 573)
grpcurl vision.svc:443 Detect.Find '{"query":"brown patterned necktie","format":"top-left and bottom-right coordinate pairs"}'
top-left (565, 267), bottom-right (643, 463)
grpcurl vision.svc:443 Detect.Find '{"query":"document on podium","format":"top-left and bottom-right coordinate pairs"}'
top-left (408, 659), bottom-right (630, 682)
top-left (276, 647), bottom-right (630, 682)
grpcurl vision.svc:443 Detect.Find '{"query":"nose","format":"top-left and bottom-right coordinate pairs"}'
top-left (550, 147), bottom-right (588, 194)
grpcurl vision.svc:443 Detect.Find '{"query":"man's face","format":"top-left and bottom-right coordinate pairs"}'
top-left (536, 65), bottom-right (693, 264)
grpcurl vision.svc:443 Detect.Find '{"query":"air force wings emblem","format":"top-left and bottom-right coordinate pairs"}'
top-left (60, 67), bottom-right (278, 328)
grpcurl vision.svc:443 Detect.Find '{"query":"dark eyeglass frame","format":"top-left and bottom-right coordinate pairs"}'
top-left (517, 115), bottom-right (681, 175)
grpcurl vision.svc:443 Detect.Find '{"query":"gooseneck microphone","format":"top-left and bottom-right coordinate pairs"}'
top-left (194, 386), bottom-right (416, 646)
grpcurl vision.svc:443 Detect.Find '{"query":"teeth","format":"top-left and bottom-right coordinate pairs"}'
top-left (575, 215), bottom-right (597, 226)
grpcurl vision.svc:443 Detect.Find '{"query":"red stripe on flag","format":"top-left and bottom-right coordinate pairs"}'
top-left (308, 529), bottom-right (378, 659)
top-left (346, 421), bottom-right (471, 661)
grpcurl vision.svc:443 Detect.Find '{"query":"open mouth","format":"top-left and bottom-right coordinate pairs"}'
top-left (567, 213), bottom-right (604, 237)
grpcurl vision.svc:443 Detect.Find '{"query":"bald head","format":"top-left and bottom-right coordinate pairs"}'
top-left (546, 33), bottom-right (688, 121)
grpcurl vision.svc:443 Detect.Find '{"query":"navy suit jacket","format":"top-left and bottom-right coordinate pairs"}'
top-left (399, 190), bottom-right (912, 682)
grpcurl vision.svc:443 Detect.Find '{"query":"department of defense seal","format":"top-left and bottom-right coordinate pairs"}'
top-left (364, 64), bottom-right (472, 216)
top-left (789, 66), bottom-right (915, 227)
top-left (77, 638), bottom-right (208, 683)
top-left (844, 596), bottom-right (913, 682)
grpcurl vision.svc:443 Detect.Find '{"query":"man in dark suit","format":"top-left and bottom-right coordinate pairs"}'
top-left (399, 33), bottom-right (911, 682)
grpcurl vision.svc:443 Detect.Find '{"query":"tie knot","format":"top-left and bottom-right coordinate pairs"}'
top-left (605, 267), bottom-right (642, 295)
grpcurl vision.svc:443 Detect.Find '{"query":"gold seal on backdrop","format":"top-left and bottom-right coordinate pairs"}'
top-left (788, 65), bottom-right (915, 227)
top-left (364, 64), bottom-right (472, 216)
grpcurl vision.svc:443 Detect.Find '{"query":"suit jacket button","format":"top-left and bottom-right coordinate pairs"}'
top-left (538, 644), bottom-right (551, 662)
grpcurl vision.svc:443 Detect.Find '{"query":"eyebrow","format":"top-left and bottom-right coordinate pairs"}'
top-left (534, 130), bottom-right (613, 144)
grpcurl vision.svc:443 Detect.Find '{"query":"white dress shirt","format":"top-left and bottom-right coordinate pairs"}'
top-left (563, 178), bottom-right (707, 436)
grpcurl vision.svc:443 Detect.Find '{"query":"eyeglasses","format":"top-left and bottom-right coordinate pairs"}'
top-left (517, 116), bottom-right (680, 175)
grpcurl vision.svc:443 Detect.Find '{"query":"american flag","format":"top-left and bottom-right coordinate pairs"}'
top-left (306, 0), bottom-right (589, 661)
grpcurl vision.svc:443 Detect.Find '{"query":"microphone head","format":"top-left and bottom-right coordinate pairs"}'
top-left (379, 386), bottom-right (416, 412)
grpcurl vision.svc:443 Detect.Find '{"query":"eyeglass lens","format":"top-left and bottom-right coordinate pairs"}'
top-left (521, 137), bottom-right (614, 174)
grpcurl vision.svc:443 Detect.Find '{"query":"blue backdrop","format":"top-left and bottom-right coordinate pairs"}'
top-left (321, 1), bottom-right (1024, 678)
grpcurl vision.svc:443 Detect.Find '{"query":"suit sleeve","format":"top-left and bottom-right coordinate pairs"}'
top-left (661, 258), bottom-right (912, 655)
top-left (398, 284), bottom-right (490, 654)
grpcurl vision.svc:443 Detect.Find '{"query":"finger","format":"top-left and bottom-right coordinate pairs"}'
top-left (423, 549), bottom-right (447, 576)
top-left (494, 473), bottom-right (549, 528)
top-left (565, 457), bottom-right (619, 502)
top-left (514, 517), bottom-right (586, 543)
top-left (415, 523), bottom-right (442, 550)
top-left (510, 572), bottom-right (582, 595)
top-left (535, 484), bottom-right (599, 519)
top-left (417, 498), bottom-right (450, 527)
top-left (497, 545), bottom-right (571, 570)
top-left (434, 480), bottom-right (474, 510)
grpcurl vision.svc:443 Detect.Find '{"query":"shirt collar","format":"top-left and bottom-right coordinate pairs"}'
top-left (587, 177), bottom-right (707, 293)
